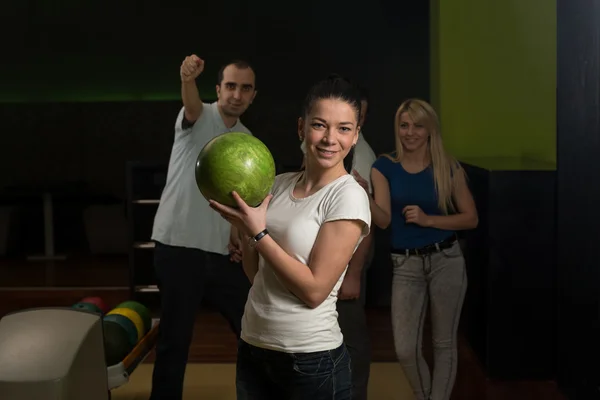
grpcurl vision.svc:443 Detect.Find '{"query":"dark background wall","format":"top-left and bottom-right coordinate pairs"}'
top-left (0, 0), bottom-right (429, 197)
top-left (556, 0), bottom-right (600, 398)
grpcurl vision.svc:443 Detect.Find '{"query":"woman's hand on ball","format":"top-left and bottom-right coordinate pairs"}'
top-left (209, 191), bottom-right (272, 237)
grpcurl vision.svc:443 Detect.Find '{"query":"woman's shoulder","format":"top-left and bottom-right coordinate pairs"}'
top-left (375, 151), bottom-right (398, 163)
top-left (321, 175), bottom-right (371, 234)
top-left (326, 175), bottom-right (370, 203)
top-left (372, 152), bottom-right (401, 173)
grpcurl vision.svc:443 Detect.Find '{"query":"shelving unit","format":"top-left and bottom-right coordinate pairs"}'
top-left (125, 161), bottom-right (167, 300)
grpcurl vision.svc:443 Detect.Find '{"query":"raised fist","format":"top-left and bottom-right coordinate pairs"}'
top-left (180, 55), bottom-right (204, 82)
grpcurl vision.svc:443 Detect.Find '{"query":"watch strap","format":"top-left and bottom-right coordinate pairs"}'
top-left (253, 229), bottom-right (269, 242)
top-left (248, 229), bottom-right (269, 248)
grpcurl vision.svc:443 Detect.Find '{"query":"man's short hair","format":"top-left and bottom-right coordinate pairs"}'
top-left (217, 60), bottom-right (256, 88)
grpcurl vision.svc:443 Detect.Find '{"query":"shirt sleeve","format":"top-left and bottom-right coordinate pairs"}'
top-left (356, 148), bottom-right (377, 195)
top-left (173, 103), bottom-right (212, 139)
top-left (322, 181), bottom-right (371, 238)
top-left (372, 155), bottom-right (390, 179)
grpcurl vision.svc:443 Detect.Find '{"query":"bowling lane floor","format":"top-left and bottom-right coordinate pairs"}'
top-left (111, 362), bottom-right (414, 400)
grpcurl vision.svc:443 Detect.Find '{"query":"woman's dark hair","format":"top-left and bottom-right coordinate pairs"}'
top-left (300, 74), bottom-right (363, 124)
top-left (357, 84), bottom-right (369, 105)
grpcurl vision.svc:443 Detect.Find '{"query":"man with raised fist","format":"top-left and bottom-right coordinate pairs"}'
top-left (149, 55), bottom-right (257, 399)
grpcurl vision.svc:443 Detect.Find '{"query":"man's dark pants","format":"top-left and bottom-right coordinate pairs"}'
top-left (149, 241), bottom-right (251, 400)
top-left (337, 251), bottom-right (373, 400)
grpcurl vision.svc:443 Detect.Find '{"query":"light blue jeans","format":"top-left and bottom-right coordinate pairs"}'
top-left (390, 241), bottom-right (467, 400)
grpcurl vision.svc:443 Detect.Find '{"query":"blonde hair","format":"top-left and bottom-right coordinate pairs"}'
top-left (384, 98), bottom-right (464, 215)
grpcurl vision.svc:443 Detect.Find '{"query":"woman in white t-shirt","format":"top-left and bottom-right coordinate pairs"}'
top-left (209, 74), bottom-right (372, 399)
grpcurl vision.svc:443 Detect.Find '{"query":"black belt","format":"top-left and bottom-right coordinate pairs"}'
top-left (392, 234), bottom-right (457, 256)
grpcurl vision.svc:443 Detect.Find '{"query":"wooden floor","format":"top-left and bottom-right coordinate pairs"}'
top-left (0, 255), bottom-right (568, 400)
top-left (111, 363), bottom-right (415, 399)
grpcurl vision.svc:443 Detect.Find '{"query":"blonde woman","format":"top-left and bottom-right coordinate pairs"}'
top-left (353, 99), bottom-right (478, 400)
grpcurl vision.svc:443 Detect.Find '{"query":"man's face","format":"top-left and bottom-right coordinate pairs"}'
top-left (216, 65), bottom-right (257, 118)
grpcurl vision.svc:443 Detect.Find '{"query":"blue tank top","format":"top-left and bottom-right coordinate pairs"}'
top-left (372, 155), bottom-right (455, 249)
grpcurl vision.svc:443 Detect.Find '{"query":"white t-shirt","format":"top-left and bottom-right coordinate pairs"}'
top-left (301, 131), bottom-right (377, 193)
top-left (240, 172), bottom-right (371, 353)
top-left (352, 131), bottom-right (377, 194)
top-left (151, 102), bottom-right (252, 255)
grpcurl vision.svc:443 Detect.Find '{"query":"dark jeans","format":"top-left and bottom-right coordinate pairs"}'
top-left (149, 241), bottom-right (251, 400)
top-left (337, 300), bottom-right (370, 400)
top-left (236, 339), bottom-right (352, 400)
top-left (336, 257), bottom-right (372, 400)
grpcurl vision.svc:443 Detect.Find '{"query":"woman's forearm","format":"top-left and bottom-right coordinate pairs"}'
top-left (427, 212), bottom-right (478, 231)
top-left (370, 197), bottom-right (391, 229)
top-left (255, 235), bottom-right (322, 307)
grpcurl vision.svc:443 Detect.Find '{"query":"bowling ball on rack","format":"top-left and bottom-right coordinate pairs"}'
top-left (107, 308), bottom-right (145, 342)
top-left (104, 313), bottom-right (138, 347)
top-left (103, 319), bottom-right (133, 367)
top-left (115, 301), bottom-right (152, 334)
top-left (80, 296), bottom-right (109, 314)
top-left (72, 302), bottom-right (103, 315)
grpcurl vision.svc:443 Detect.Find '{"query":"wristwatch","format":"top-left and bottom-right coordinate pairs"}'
top-left (248, 229), bottom-right (269, 248)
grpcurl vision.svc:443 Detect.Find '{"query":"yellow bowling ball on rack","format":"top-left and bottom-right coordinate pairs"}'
top-left (107, 308), bottom-right (145, 342)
